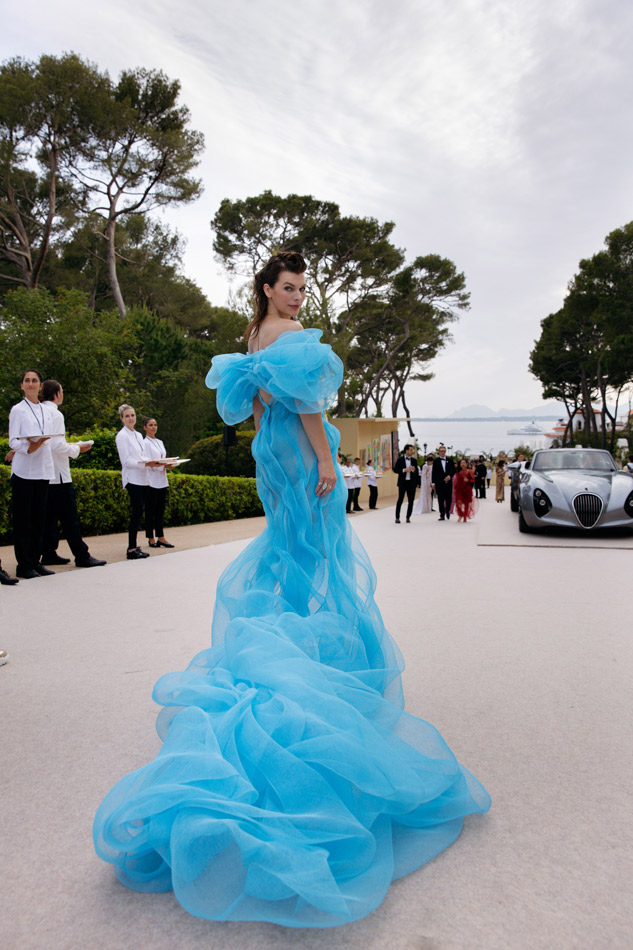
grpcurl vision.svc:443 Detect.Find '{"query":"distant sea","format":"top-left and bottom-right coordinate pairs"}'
top-left (399, 418), bottom-right (559, 456)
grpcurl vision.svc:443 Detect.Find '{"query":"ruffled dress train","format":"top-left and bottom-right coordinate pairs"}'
top-left (93, 330), bottom-right (490, 928)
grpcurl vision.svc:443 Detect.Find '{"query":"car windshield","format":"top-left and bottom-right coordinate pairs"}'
top-left (532, 451), bottom-right (616, 472)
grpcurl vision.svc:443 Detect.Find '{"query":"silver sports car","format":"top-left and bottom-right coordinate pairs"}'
top-left (517, 448), bottom-right (633, 533)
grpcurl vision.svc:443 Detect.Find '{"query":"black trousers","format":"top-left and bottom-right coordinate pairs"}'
top-left (346, 488), bottom-right (354, 513)
top-left (144, 486), bottom-right (167, 539)
top-left (368, 485), bottom-right (378, 509)
top-left (11, 474), bottom-right (49, 572)
top-left (43, 480), bottom-right (89, 561)
top-left (395, 482), bottom-right (417, 520)
top-left (125, 483), bottom-right (145, 549)
top-left (352, 486), bottom-right (362, 510)
top-left (436, 482), bottom-right (453, 518)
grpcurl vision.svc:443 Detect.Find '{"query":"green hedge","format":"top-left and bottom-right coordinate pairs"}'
top-left (0, 427), bottom-right (120, 471)
top-left (0, 466), bottom-right (263, 544)
top-left (183, 432), bottom-right (256, 478)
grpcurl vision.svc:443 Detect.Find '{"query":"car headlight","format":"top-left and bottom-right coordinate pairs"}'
top-left (624, 490), bottom-right (633, 519)
top-left (533, 488), bottom-right (552, 517)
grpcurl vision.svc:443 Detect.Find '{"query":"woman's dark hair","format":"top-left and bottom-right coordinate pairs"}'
top-left (243, 250), bottom-right (306, 343)
top-left (21, 369), bottom-right (42, 383)
top-left (142, 417), bottom-right (156, 427)
top-left (42, 379), bottom-right (62, 402)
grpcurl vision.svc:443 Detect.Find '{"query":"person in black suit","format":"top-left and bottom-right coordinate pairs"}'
top-left (475, 456), bottom-right (487, 499)
top-left (393, 444), bottom-right (420, 524)
top-left (431, 446), bottom-right (456, 520)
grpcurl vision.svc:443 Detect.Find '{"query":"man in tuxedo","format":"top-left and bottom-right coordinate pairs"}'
top-left (431, 446), bottom-right (456, 520)
top-left (393, 444), bottom-right (419, 523)
top-left (475, 456), bottom-right (487, 499)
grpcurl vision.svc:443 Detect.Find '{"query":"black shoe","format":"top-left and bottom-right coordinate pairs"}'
top-left (41, 553), bottom-right (70, 565)
top-left (0, 568), bottom-right (19, 585)
top-left (148, 540), bottom-right (159, 548)
top-left (438, 516), bottom-right (445, 521)
top-left (127, 547), bottom-right (149, 560)
top-left (395, 518), bottom-right (401, 524)
top-left (406, 518), bottom-right (411, 523)
top-left (353, 507), bottom-right (363, 511)
top-left (34, 564), bottom-right (55, 576)
top-left (156, 540), bottom-right (174, 548)
top-left (75, 555), bottom-right (107, 568)
top-left (16, 568), bottom-right (40, 579)
top-left (446, 514), bottom-right (451, 520)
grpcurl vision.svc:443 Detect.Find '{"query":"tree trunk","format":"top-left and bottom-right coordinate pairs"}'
top-left (400, 388), bottom-right (415, 438)
top-left (105, 215), bottom-right (127, 318)
top-left (31, 142), bottom-right (58, 288)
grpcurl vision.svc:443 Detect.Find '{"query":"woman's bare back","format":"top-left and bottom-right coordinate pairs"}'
top-left (249, 317), bottom-right (303, 405)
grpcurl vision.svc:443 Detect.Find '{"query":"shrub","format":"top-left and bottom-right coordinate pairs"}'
top-left (0, 465), bottom-right (262, 543)
top-left (69, 428), bottom-right (120, 470)
top-left (184, 431), bottom-right (256, 478)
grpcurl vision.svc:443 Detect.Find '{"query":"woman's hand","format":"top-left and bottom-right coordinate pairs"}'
top-left (315, 460), bottom-right (337, 497)
top-left (27, 437), bottom-right (48, 454)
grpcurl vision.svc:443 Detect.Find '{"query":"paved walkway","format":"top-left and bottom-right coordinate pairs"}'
top-left (0, 496), bottom-right (395, 575)
top-left (1, 496), bottom-right (631, 950)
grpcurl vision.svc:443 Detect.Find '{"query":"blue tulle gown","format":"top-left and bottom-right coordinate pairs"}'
top-left (93, 329), bottom-right (490, 927)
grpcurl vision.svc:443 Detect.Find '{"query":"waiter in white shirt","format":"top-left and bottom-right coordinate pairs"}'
top-left (142, 416), bottom-right (174, 549)
top-left (8, 369), bottom-right (55, 578)
top-left (342, 458), bottom-right (355, 513)
top-left (40, 379), bottom-right (106, 569)
top-left (351, 457), bottom-right (364, 511)
top-left (116, 403), bottom-right (160, 560)
top-left (365, 462), bottom-right (380, 510)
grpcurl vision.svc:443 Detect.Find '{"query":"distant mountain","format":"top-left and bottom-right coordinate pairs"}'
top-left (440, 401), bottom-right (566, 419)
top-left (445, 403), bottom-right (497, 418)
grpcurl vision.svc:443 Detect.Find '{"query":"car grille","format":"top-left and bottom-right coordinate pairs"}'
top-left (573, 493), bottom-right (603, 528)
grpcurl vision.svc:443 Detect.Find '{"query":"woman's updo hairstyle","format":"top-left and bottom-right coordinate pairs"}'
top-left (118, 403), bottom-right (135, 420)
top-left (243, 250), bottom-right (306, 342)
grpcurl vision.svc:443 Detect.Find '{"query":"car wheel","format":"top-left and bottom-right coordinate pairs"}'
top-left (518, 508), bottom-right (532, 533)
top-left (510, 492), bottom-right (519, 513)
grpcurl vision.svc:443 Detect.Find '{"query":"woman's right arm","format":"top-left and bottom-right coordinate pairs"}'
top-left (117, 431), bottom-right (146, 469)
top-left (299, 412), bottom-right (337, 496)
top-left (8, 406), bottom-right (44, 454)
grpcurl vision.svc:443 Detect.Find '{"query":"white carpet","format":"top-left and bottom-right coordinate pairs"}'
top-left (1, 500), bottom-right (631, 950)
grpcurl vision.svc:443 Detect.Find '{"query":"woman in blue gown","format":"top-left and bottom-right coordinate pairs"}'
top-left (93, 251), bottom-right (490, 928)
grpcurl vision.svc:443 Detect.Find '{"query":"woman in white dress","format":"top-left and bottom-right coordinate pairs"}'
top-left (142, 417), bottom-right (174, 549)
top-left (413, 455), bottom-right (434, 515)
top-left (8, 369), bottom-right (55, 578)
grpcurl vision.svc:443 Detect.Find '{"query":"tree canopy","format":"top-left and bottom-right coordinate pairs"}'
top-left (0, 54), bottom-right (204, 316)
top-left (212, 191), bottom-right (469, 418)
top-left (530, 222), bottom-right (633, 449)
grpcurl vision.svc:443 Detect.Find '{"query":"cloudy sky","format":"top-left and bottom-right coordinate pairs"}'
top-left (4, 0), bottom-right (633, 415)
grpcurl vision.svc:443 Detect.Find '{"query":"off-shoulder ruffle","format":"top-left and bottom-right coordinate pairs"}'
top-left (205, 329), bottom-right (343, 423)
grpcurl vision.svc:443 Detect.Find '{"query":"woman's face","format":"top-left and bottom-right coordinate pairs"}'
top-left (460, 459), bottom-right (468, 471)
top-left (21, 372), bottom-right (42, 402)
top-left (264, 270), bottom-right (306, 320)
top-left (144, 418), bottom-right (158, 437)
top-left (122, 408), bottom-right (136, 429)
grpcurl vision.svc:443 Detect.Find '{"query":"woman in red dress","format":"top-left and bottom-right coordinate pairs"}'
top-left (454, 458), bottom-right (478, 522)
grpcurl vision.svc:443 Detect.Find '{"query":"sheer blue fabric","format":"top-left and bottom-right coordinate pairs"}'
top-left (93, 328), bottom-right (490, 927)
